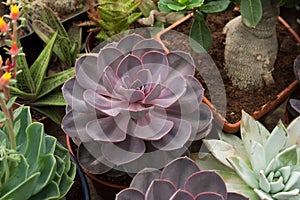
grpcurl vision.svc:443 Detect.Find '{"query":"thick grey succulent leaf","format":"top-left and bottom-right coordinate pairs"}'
top-left (62, 78), bottom-right (94, 112)
top-left (290, 99), bottom-right (300, 114)
top-left (101, 135), bottom-right (146, 165)
top-left (121, 146), bottom-right (188, 173)
top-left (170, 189), bottom-right (194, 200)
top-left (240, 111), bottom-right (269, 154)
top-left (142, 51), bottom-right (169, 82)
top-left (117, 55), bottom-right (143, 79)
top-left (264, 122), bottom-right (288, 164)
top-left (145, 179), bottom-right (176, 200)
top-left (128, 111), bottom-right (174, 140)
top-left (167, 51), bottom-right (195, 77)
top-left (132, 39), bottom-right (165, 58)
top-left (195, 193), bottom-right (224, 200)
top-left (83, 89), bottom-right (125, 116)
top-left (75, 55), bottom-right (102, 90)
top-left (150, 76), bottom-right (186, 107)
top-left (97, 47), bottom-right (125, 72)
top-left (287, 116), bottom-right (300, 147)
top-left (86, 116), bottom-right (127, 142)
top-left (117, 34), bottom-right (145, 54)
top-left (130, 168), bottom-right (161, 193)
top-left (184, 171), bottom-right (227, 198)
top-left (61, 110), bottom-right (94, 142)
top-left (160, 157), bottom-right (200, 189)
top-left (168, 76), bottom-right (204, 114)
top-left (227, 192), bottom-right (249, 200)
top-left (116, 188), bottom-right (145, 200)
top-left (151, 119), bottom-right (191, 150)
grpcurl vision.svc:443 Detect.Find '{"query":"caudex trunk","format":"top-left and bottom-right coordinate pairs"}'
top-left (224, 1), bottom-right (279, 90)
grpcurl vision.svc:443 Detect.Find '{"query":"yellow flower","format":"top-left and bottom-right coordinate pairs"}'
top-left (10, 5), bottom-right (20, 20)
top-left (0, 72), bottom-right (11, 86)
top-left (0, 17), bottom-right (9, 33)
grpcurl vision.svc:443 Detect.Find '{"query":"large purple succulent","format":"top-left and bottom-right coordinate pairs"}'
top-left (116, 157), bottom-right (249, 200)
top-left (62, 34), bottom-right (212, 174)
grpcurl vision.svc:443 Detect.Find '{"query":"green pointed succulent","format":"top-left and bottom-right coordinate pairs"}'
top-left (195, 111), bottom-right (300, 200)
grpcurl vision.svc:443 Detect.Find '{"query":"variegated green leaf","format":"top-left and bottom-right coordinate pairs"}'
top-left (29, 32), bottom-right (57, 95)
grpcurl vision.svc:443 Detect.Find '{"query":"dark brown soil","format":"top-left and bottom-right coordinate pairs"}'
top-left (161, 10), bottom-right (300, 123)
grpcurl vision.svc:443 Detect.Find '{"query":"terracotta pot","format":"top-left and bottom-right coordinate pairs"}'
top-left (154, 13), bottom-right (300, 133)
top-left (66, 135), bottom-right (127, 200)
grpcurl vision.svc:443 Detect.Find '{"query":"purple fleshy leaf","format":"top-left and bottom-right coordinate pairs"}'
top-left (121, 146), bottom-right (188, 174)
top-left (185, 171), bottom-right (227, 198)
top-left (151, 119), bottom-right (191, 151)
top-left (150, 76), bottom-right (186, 108)
top-left (97, 47), bottom-right (124, 72)
top-left (167, 51), bottom-right (195, 77)
top-left (142, 51), bottom-right (169, 82)
top-left (143, 82), bottom-right (162, 104)
top-left (101, 135), bottom-right (146, 165)
top-left (62, 78), bottom-right (95, 112)
top-left (145, 180), bottom-right (176, 200)
top-left (167, 76), bottom-right (204, 114)
top-left (116, 34), bottom-right (145, 54)
top-left (170, 189), bottom-right (194, 200)
top-left (62, 110), bottom-right (95, 142)
top-left (178, 103), bottom-right (213, 137)
top-left (78, 142), bottom-right (113, 174)
top-left (137, 69), bottom-right (152, 89)
top-left (102, 66), bottom-right (119, 94)
top-left (130, 168), bottom-right (161, 194)
top-left (227, 192), bottom-right (249, 200)
top-left (195, 192), bottom-right (225, 200)
top-left (126, 103), bottom-right (153, 120)
top-left (132, 39), bottom-right (165, 58)
top-left (130, 79), bottom-right (143, 90)
top-left (83, 89), bottom-right (127, 116)
top-left (290, 98), bottom-right (300, 114)
top-left (128, 111), bottom-right (174, 140)
top-left (116, 188), bottom-right (145, 200)
top-left (75, 55), bottom-right (102, 90)
top-left (160, 157), bottom-right (200, 189)
top-left (86, 115), bottom-right (129, 142)
top-left (117, 55), bottom-right (143, 79)
top-left (118, 87), bottom-right (145, 103)
top-left (294, 55), bottom-right (300, 83)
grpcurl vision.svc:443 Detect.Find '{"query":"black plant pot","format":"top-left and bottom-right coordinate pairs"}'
top-left (69, 151), bottom-right (91, 200)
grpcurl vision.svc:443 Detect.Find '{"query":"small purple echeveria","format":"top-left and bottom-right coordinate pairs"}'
top-left (116, 157), bottom-right (249, 200)
top-left (62, 34), bottom-right (212, 174)
top-left (290, 55), bottom-right (300, 115)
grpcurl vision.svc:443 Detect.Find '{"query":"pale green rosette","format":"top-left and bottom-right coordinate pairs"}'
top-left (195, 111), bottom-right (300, 200)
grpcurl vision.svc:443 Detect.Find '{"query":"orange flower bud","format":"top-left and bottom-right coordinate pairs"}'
top-left (0, 17), bottom-right (9, 33)
top-left (10, 5), bottom-right (20, 20)
top-left (9, 42), bottom-right (19, 55)
top-left (0, 72), bottom-right (11, 86)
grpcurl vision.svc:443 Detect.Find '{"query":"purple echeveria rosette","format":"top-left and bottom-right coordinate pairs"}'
top-left (62, 34), bottom-right (213, 174)
top-left (116, 157), bottom-right (249, 200)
